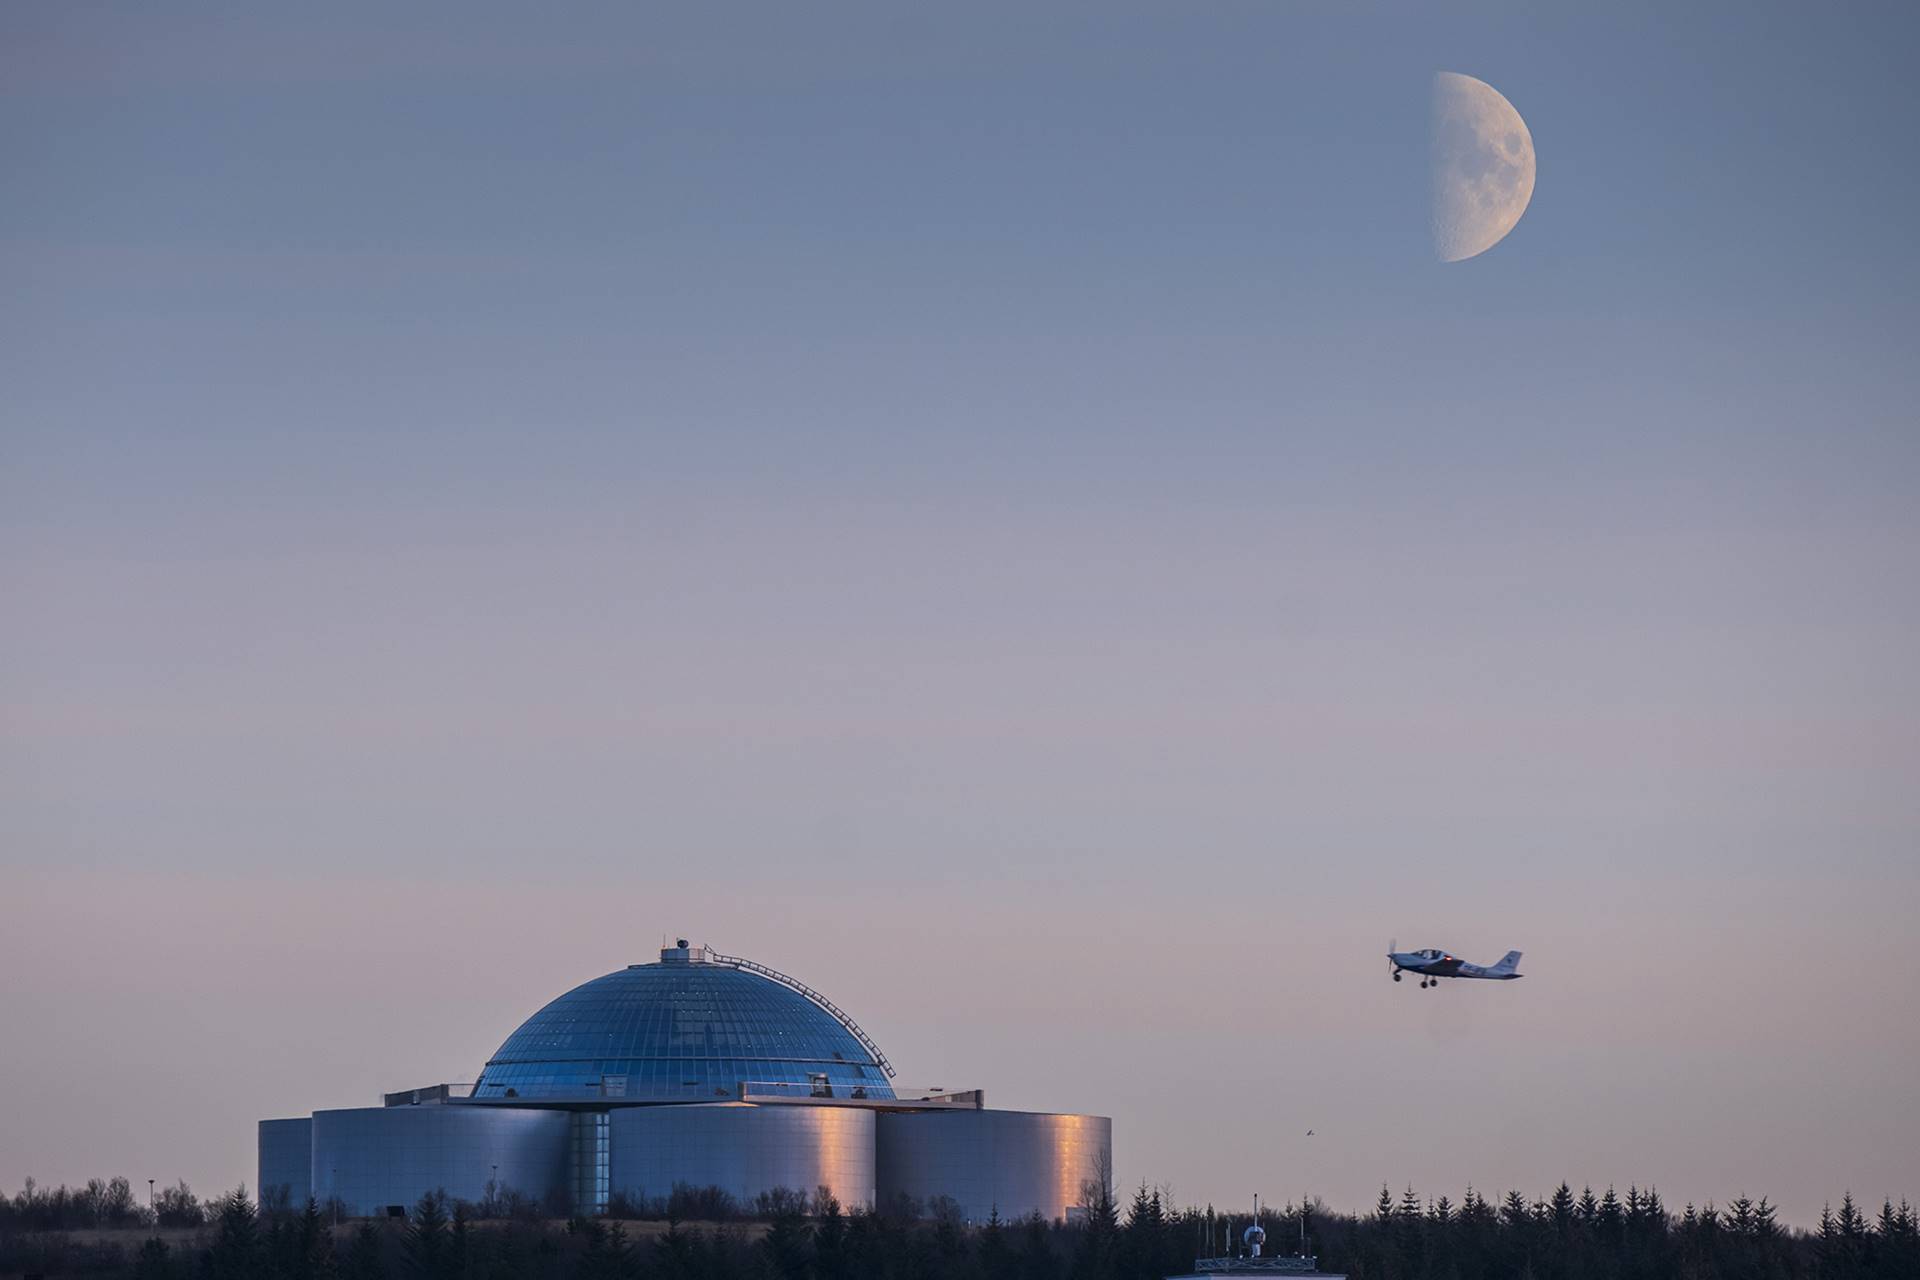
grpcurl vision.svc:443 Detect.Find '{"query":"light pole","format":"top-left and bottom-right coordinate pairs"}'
top-left (1302, 1127), bottom-right (1317, 1260)
top-left (148, 1179), bottom-right (155, 1219)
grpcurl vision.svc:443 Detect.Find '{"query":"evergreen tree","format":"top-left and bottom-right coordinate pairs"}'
top-left (402, 1190), bottom-right (450, 1279)
top-left (447, 1201), bottom-right (471, 1280)
top-left (1698, 1202), bottom-right (1722, 1244)
top-left (1398, 1186), bottom-right (1429, 1267)
top-left (1549, 1183), bottom-right (1575, 1238)
top-left (578, 1220), bottom-right (635, 1280)
top-left (1497, 1191), bottom-right (1535, 1280)
top-left (1151, 1189), bottom-right (1182, 1280)
top-left (1597, 1187), bottom-right (1624, 1246)
top-left (1018, 1213), bottom-right (1056, 1280)
top-left (651, 1210), bottom-right (694, 1280)
top-left (814, 1193), bottom-right (850, 1280)
top-left (343, 1222), bottom-right (386, 1280)
top-left (934, 1204), bottom-right (971, 1279)
top-left (1456, 1180), bottom-right (1494, 1274)
top-left (1164, 1201), bottom-right (1199, 1277)
top-left (294, 1196), bottom-right (336, 1280)
top-left (978, 1207), bottom-right (1012, 1280)
top-left (1882, 1200), bottom-right (1920, 1280)
top-left (207, 1186), bottom-right (260, 1280)
top-left (1577, 1187), bottom-right (1599, 1231)
top-left (758, 1198), bottom-right (810, 1280)
top-left (1837, 1192), bottom-right (1866, 1246)
top-left (1073, 1174), bottom-right (1120, 1280)
top-left (1818, 1201), bottom-right (1840, 1276)
top-left (1621, 1184), bottom-right (1670, 1280)
top-left (1122, 1182), bottom-right (1173, 1280)
top-left (265, 1202), bottom-right (299, 1277)
top-left (1675, 1204), bottom-right (1704, 1278)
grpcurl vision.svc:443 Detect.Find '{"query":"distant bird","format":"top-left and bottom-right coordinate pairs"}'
top-left (1306, 1130), bottom-right (1314, 1136)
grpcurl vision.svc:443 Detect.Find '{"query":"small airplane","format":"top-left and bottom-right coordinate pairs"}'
top-left (1387, 941), bottom-right (1523, 988)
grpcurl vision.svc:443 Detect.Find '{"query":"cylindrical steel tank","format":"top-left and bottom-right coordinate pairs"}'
top-left (608, 1103), bottom-right (875, 1211)
top-left (309, 1105), bottom-right (569, 1217)
top-left (876, 1109), bottom-right (1112, 1224)
top-left (257, 1117), bottom-right (313, 1211)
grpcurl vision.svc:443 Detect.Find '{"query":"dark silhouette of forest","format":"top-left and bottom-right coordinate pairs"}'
top-left (3, 1174), bottom-right (1915, 1279)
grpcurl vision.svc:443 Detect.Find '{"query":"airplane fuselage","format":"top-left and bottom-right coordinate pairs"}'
top-left (1389, 948), bottom-right (1522, 985)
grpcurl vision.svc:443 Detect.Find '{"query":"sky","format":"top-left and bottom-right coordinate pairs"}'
top-left (2, 0), bottom-right (1917, 1227)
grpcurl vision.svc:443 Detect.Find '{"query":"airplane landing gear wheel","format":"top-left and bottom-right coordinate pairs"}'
top-left (1393, 972), bottom-right (1402, 982)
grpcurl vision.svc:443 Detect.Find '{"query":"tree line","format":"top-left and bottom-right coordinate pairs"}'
top-left (1313, 1183), bottom-right (1917, 1280)
top-left (3, 1177), bottom-right (214, 1231)
top-left (3, 1174), bottom-right (1915, 1279)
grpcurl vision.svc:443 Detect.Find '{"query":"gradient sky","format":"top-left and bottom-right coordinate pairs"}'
top-left (3, 1), bottom-right (1916, 1227)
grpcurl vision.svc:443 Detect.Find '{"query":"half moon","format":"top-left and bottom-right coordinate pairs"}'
top-left (1431, 72), bottom-right (1535, 263)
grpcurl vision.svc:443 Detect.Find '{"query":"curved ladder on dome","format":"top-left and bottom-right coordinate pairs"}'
top-left (702, 948), bottom-right (897, 1079)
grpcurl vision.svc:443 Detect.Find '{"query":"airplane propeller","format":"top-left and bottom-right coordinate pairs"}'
top-left (1386, 939), bottom-right (1397, 975)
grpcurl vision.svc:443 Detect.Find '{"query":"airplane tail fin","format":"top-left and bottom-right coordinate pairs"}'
top-left (1492, 950), bottom-right (1522, 975)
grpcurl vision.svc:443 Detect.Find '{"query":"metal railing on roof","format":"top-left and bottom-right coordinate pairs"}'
top-left (738, 1080), bottom-right (980, 1108)
top-left (702, 948), bottom-right (897, 1079)
top-left (1192, 1258), bottom-right (1322, 1274)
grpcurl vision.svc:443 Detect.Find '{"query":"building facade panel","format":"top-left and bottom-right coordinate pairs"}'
top-left (309, 1105), bottom-right (569, 1217)
top-left (258, 1117), bottom-right (313, 1210)
top-left (608, 1103), bottom-right (875, 1211)
top-left (876, 1110), bottom-right (1112, 1225)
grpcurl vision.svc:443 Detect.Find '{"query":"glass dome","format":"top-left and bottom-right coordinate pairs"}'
top-left (472, 946), bottom-right (895, 1102)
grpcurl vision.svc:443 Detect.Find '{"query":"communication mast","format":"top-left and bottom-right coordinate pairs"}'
top-left (1244, 1194), bottom-right (1266, 1258)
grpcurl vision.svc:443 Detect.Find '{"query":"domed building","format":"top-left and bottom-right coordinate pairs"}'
top-left (259, 942), bottom-right (1110, 1225)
